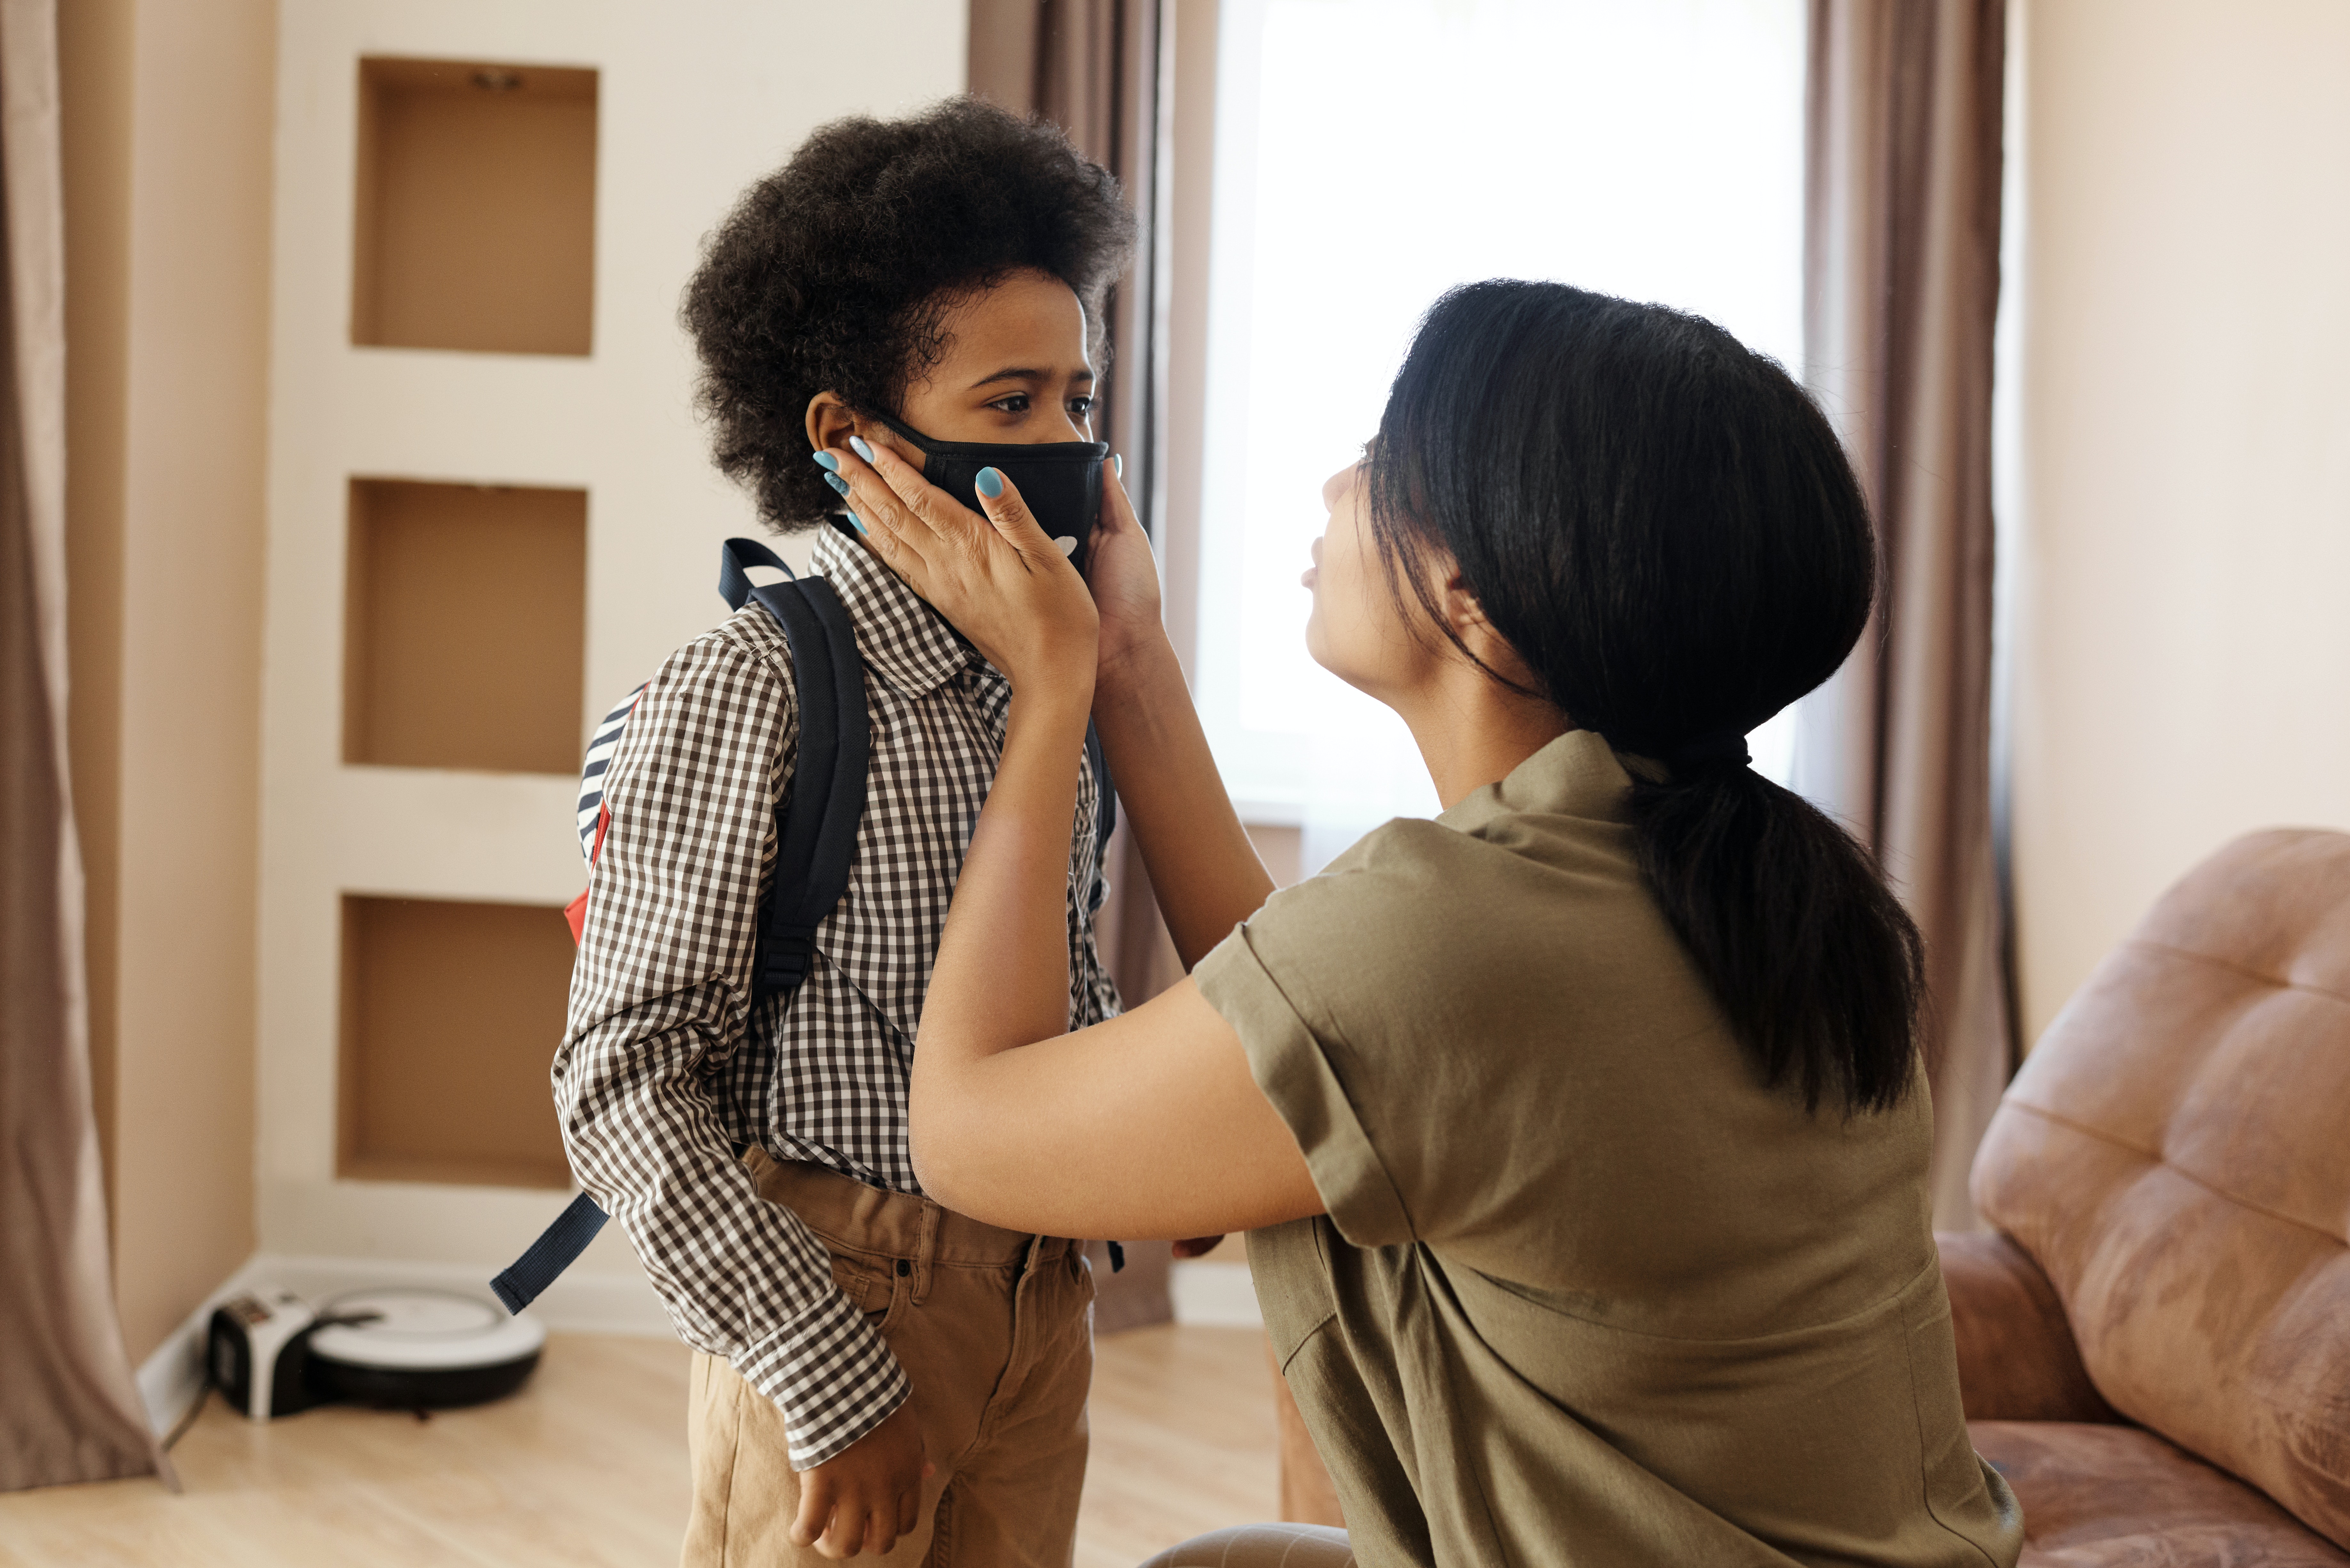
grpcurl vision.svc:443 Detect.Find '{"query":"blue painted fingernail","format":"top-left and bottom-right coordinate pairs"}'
top-left (824, 471), bottom-right (850, 497)
top-left (1113, 453), bottom-right (1123, 479)
top-left (975, 467), bottom-right (1004, 499)
top-left (812, 449), bottom-right (841, 472)
top-left (850, 436), bottom-right (875, 463)
top-left (844, 510), bottom-right (867, 535)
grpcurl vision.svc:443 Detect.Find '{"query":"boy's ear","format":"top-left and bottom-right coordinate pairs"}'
top-left (805, 392), bottom-right (856, 456)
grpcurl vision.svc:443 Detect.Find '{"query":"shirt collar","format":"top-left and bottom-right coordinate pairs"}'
top-left (1440, 729), bottom-right (1637, 838)
top-left (809, 520), bottom-right (975, 699)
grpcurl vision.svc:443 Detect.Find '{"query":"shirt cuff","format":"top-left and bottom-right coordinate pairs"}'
top-left (1193, 924), bottom-right (1415, 1248)
top-left (735, 1285), bottom-right (911, 1470)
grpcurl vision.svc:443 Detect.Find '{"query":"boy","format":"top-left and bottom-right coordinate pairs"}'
top-left (554, 99), bottom-right (1133, 1565)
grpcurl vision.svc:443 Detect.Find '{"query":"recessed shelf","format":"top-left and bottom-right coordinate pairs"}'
top-left (352, 57), bottom-right (598, 356)
top-left (344, 477), bottom-right (587, 776)
top-left (339, 894), bottom-right (576, 1190)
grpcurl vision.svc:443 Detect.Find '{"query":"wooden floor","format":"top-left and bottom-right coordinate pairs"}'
top-left (0, 1326), bottom-right (1278, 1568)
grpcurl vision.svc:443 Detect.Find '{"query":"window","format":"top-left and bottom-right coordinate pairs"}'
top-left (1194, 0), bottom-right (1808, 871)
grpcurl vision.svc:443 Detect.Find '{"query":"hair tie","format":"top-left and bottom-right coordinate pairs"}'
top-left (1660, 729), bottom-right (1751, 776)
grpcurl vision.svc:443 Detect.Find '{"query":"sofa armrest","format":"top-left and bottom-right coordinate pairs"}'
top-left (1937, 1229), bottom-right (2119, 1424)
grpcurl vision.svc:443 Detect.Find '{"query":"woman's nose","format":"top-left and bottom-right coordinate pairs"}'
top-left (1321, 462), bottom-right (1359, 512)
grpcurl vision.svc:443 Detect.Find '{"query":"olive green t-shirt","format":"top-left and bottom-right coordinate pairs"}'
top-left (1194, 731), bottom-right (2022, 1567)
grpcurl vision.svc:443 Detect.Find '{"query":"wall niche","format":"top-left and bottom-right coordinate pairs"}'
top-left (352, 57), bottom-right (598, 355)
top-left (344, 477), bottom-right (587, 776)
top-left (339, 894), bottom-right (576, 1189)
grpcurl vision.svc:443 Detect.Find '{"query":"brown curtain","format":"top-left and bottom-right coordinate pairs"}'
top-left (1800, 0), bottom-right (2010, 1231)
top-left (970, 0), bottom-right (1181, 1330)
top-left (969, 0), bottom-right (1169, 529)
top-left (0, 0), bottom-right (168, 1492)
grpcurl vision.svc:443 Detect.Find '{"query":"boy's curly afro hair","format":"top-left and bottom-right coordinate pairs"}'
top-left (683, 96), bottom-right (1137, 532)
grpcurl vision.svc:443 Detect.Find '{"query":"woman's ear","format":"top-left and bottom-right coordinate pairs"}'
top-left (805, 392), bottom-right (856, 456)
top-left (1439, 561), bottom-right (1543, 687)
top-left (1439, 561), bottom-right (1493, 640)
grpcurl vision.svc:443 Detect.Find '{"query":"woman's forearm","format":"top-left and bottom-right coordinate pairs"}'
top-left (905, 646), bottom-right (1322, 1240)
top-left (1095, 632), bottom-right (1277, 969)
top-left (920, 688), bottom-right (1096, 1063)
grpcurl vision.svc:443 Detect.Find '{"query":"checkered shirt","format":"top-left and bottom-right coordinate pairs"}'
top-left (553, 524), bottom-right (1120, 1469)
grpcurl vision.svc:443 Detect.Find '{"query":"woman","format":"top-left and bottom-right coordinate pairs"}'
top-left (829, 281), bottom-right (2023, 1566)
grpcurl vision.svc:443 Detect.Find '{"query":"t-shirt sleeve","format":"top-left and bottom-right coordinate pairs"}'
top-left (1194, 907), bottom-right (1416, 1246)
top-left (1194, 823), bottom-right (1508, 1249)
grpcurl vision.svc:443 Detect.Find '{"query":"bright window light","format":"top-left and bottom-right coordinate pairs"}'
top-left (1195, 0), bottom-right (1808, 871)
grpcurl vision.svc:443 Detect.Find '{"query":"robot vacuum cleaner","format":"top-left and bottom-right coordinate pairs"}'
top-left (308, 1287), bottom-right (548, 1408)
top-left (208, 1285), bottom-right (547, 1420)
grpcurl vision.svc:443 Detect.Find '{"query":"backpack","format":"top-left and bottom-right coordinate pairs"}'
top-left (493, 538), bottom-right (1113, 1313)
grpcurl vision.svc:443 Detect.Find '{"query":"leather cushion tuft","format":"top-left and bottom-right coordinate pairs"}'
top-left (1972, 1421), bottom-right (2348, 1566)
top-left (1974, 830), bottom-right (2350, 1548)
top-left (1938, 1231), bottom-right (2116, 1424)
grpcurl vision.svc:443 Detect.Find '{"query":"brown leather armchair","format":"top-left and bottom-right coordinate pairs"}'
top-left (1949, 827), bottom-right (2350, 1564)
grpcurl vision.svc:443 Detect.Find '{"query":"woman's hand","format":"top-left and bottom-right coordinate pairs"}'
top-left (1084, 456), bottom-right (1168, 682)
top-left (830, 435), bottom-right (1098, 705)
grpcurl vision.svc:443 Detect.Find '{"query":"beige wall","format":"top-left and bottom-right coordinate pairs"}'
top-left (2009, 0), bottom-right (2350, 1044)
top-left (254, 2), bottom-right (964, 1291)
top-left (60, 0), bottom-right (276, 1362)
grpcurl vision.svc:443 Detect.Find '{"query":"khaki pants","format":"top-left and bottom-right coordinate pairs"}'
top-left (683, 1154), bottom-right (1094, 1568)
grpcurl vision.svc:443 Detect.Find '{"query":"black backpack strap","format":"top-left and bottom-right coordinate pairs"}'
top-left (1086, 721), bottom-right (1114, 853)
top-left (491, 1190), bottom-right (607, 1313)
top-left (721, 539), bottom-right (868, 1000)
top-left (718, 534), bottom-right (786, 612)
top-left (784, 576), bottom-right (871, 970)
top-left (1082, 719), bottom-right (1119, 1274)
top-left (748, 577), bottom-right (867, 997)
top-left (1084, 721), bottom-right (1115, 914)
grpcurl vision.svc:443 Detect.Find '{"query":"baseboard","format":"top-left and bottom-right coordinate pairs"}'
top-left (134, 1251), bottom-right (674, 1438)
top-left (139, 1249), bottom-right (1259, 1437)
top-left (138, 1283), bottom-right (236, 1438)
top-left (1170, 1258), bottom-right (1262, 1329)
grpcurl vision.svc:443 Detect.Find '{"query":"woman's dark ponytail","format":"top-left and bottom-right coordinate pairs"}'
top-left (1368, 282), bottom-right (1925, 1115)
top-left (1624, 768), bottom-right (1923, 1112)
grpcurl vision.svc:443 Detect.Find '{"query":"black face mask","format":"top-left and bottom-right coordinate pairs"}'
top-left (870, 411), bottom-right (1107, 576)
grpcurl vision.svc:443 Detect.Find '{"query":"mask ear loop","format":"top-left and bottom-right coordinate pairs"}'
top-left (864, 408), bottom-right (1107, 465)
top-left (865, 409), bottom-right (940, 468)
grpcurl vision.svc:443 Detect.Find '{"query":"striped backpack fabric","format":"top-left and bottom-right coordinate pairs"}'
top-left (563, 688), bottom-right (644, 942)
